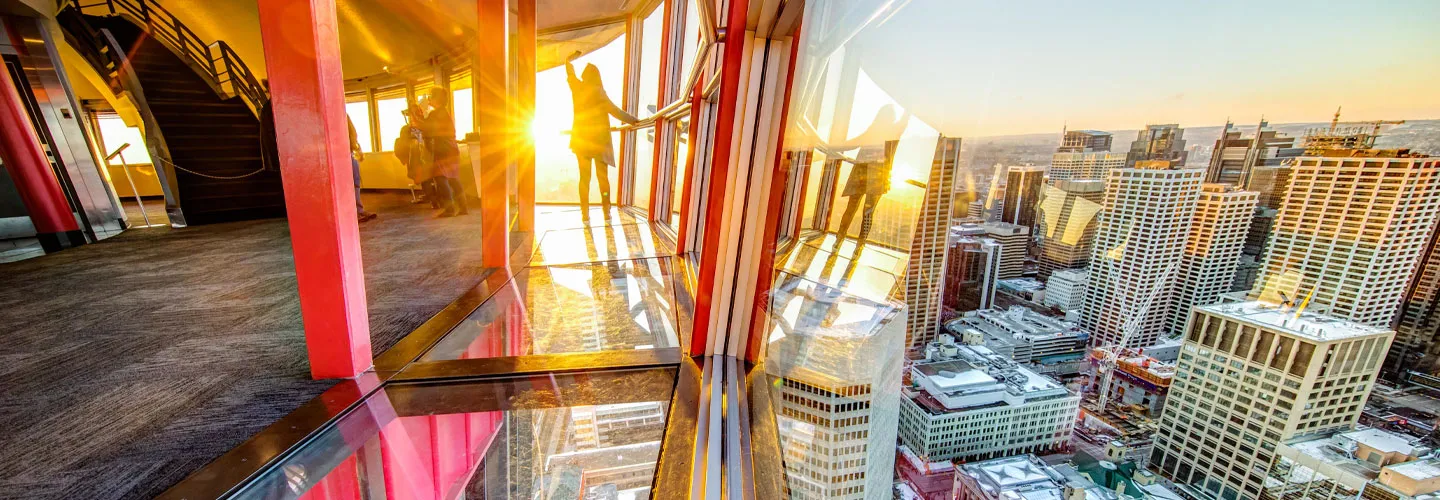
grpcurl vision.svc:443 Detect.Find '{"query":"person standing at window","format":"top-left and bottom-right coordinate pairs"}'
top-left (414, 88), bottom-right (467, 217)
top-left (348, 116), bottom-right (377, 223)
top-left (566, 51), bottom-right (637, 223)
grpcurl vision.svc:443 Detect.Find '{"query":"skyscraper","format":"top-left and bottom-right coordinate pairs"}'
top-left (1386, 222), bottom-right (1440, 378)
top-left (1035, 179), bottom-right (1105, 279)
top-left (1252, 149), bottom-right (1440, 327)
top-left (766, 278), bottom-right (904, 500)
top-left (940, 230), bottom-right (1001, 325)
top-left (1125, 124), bottom-right (1189, 168)
top-left (983, 221), bottom-right (1029, 279)
top-left (1082, 161), bottom-right (1204, 348)
top-left (1059, 129), bottom-right (1114, 153)
top-left (1001, 165), bottom-right (1045, 229)
top-left (1204, 119), bottom-right (1300, 186)
top-left (904, 137), bottom-right (964, 350)
top-left (1168, 184), bottom-right (1257, 334)
top-left (1050, 152), bottom-right (1128, 183)
top-left (1150, 301), bottom-right (1394, 500)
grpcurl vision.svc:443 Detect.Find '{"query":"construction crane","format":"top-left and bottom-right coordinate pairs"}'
top-left (1094, 259), bottom-right (1181, 412)
top-left (1328, 106), bottom-right (1406, 136)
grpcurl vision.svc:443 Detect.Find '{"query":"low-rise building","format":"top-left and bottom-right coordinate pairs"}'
top-left (895, 445), bottom-right (957, 500)
top-left (944, 306), bottom-right (1090, 375)
top-left (953, 454), bottom-right (1122, 500)
top-left (1260, 427), bottom-right (1433, 500)
top-left (1090, 346), bottom-right (1176, 417)
top-left (1045, 268), bottom-right (1088, 312)
top-left (899, 340), bottom-right (1080, 462)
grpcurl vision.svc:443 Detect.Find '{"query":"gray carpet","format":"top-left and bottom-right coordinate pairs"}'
top-left (0, 192), bottom-right (491, 499)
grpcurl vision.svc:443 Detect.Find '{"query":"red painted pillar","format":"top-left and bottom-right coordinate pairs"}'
top-left (477, 0), bottom-right (510, 268)
top-left (257, 0), bottom-right (372, 378)
top-left (514, 0), bottom-right (537, 233)
top-left (0, 63), bottom-right (83, 252)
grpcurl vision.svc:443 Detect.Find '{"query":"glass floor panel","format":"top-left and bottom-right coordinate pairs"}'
top-left (528, 222), bottom-right (674, 267)
top-left (777, 232), bottom-right (908, 304)
top-left (421, 257), bottom-right (686, 360)
top-left (231, 368), bottom-right (677, 500)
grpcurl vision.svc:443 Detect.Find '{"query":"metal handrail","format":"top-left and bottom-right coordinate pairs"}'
top-left (66, 0), bottom-right (268, 116)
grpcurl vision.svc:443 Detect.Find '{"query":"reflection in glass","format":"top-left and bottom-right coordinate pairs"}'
top-left (763, 274), bottom-right (904, 500)
top-left (231, 370), bottom-right (675, 500)
top-left (422, 257), bottom-right (683, 360)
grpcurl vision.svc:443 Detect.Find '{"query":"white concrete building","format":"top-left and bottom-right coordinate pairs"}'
top-left (899, 340), bottom-right (1079, 462)
top-left (948, 307), bottom-right (1089, 366)
top-left (1050, 151), bottom-right (1128, 183)
top-left (1045, 268), bottom-right (1088, 312)
top-left (1168, 184), bottom-right (1257, 335)
top-left (1253, 151), bottom-right (1440, 327)
top-left (1150, 301), bottom-right (1396, 500)
top-left (1082, 162), bottom-right (1205, 347)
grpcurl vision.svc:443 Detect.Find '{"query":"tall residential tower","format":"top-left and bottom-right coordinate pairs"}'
top-left (1081, 161), bottom-right (1204, 347)
top-left (1168, 184), bottom-right (1257, 334)
top-left (1252, 149), bottom-right (1440, 327)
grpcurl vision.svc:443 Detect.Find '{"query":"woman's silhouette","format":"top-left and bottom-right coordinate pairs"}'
top-left (566, 50), bottom-right (638, 223)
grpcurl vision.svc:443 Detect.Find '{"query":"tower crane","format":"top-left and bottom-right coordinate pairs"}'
top-left (1094, 259), bottom-right (1181, 412)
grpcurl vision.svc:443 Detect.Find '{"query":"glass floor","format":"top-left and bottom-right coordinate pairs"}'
top-left (160, 212), bottom-right (908, 500)
top-left (230, 368), bottom-right (680, 500)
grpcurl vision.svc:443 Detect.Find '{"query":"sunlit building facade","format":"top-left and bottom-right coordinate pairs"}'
top-left (1168, 184), bottom-right (1258, 335)
top-left (1035, 179), bottom-right (1105, 279)
top-left (905, 137), bottom-right (966, 352)
top-left (1252, 151), bottom-right (1440, 327)
top-left (1126, 124), bottom-right (1189, 168)
top-left (1151, 301), bottom-right (1395, 500)
top-left (1082, 161), bottom-right (1204, 347)
top-left (1050, 152), bottom-right (1128, 183)
top-left (983, 221), bottom-right (1029, 280)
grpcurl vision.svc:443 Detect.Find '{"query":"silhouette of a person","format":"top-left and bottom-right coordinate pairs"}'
top-left (566, 51), bottom-right (638, 223)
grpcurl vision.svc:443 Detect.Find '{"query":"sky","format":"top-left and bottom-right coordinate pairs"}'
top-left (820, 0), bottom-right (1440, 138)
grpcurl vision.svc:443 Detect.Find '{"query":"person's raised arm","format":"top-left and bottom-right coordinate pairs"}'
top-left (565, 50), bottom-right (581, 86)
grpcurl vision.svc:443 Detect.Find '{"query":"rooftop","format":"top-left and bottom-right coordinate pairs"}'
top-left (1199, 301), bottom-right (1393, 342)
top-left (1346, 428), bottom-right (1418, 456)
top-left (1387, 459), bottom-right (1440, 482)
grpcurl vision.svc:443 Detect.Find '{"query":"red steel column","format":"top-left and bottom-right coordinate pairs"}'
top-left (477, 0), bottom-right (510, 268)
top-left (0, 64), bottom-right (83, 252)
top-left (514, 0), bottom-right (536, 233)
top-left (690, 0), bottom-right (750, 354)
top-left (257, 0), bottom-right (372, 378)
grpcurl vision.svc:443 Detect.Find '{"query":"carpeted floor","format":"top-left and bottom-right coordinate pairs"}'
top-left (0, 192), bottom-right (491, 499)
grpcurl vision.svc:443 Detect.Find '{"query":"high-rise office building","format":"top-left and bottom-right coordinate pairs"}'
top-left (983, 222), bottom-right (1029, 279)
top-left (1204, 120), bottom-right (1300, 186)
top-left (904, 137), bottom-right (965, 351)
top-left (1035, 179), bottom-right (1105, 279)
top-left (766, 281), bottom-right (904, 500)
top-left (1168, 184), bottom-right (1257, 335)
top-left (1001, 165), bottom-right (1045, 228)
top-left (1126, 124), bottom-right (1189, 168)
top-left (1082, 161), bottom-right (1204, 347)
top-left (1050, 152), bottom-right (1128, 183)
top-left (1253, 150), bottom-right (1440, 327)
top-left (1387, 225), bottom-right (1440, 378)
top-left (940, 229), bottom-right (1001, 327)
top-left (1059, 129), bottom-right (1114, 153)
top-left (1150, 301), bottom-right (1395, 500)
